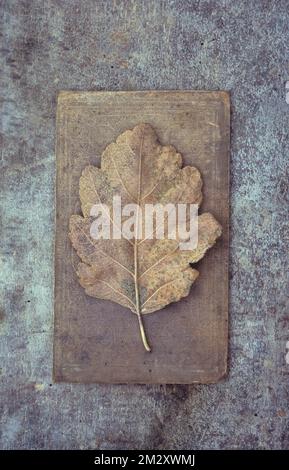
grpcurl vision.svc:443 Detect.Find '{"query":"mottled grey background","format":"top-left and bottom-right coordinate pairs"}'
top-left (1, 0), bottom-right (288, 450)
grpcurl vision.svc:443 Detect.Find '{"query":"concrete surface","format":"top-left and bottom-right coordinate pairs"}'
top-left (1, 0), bottom-right (288, 449)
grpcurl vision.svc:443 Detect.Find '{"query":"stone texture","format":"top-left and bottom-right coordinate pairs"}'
top-left (0, 0), bottom-right (288, 449)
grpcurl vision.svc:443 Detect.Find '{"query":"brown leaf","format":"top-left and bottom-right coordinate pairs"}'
top-left (69, 123), bottom-right (222, 351)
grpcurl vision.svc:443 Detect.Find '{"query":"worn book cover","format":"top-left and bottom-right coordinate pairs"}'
top-left (53, 90), bottom-right (230, 384)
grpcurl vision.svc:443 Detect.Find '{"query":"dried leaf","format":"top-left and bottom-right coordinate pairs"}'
top-left (69, 123), bottom-right (222, 351)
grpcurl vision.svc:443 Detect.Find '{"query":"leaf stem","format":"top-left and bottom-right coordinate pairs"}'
top-left (134, 243), bottom-right (151, 352)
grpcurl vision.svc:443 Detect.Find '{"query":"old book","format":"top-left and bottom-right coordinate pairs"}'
top-left (53, 90), bottom-right (230, 384)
